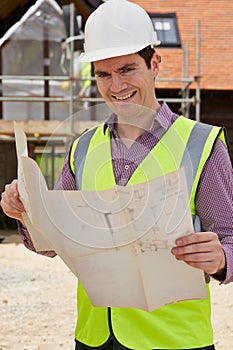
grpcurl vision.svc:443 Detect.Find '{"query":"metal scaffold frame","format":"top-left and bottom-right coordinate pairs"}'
top-left (0, 11), bottom-right (201, 127)
top-left (0, 2), bottom-right (202, 205)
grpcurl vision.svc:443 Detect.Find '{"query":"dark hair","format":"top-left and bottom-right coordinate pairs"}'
top-left (92, 46), bottom-right (159, 67)
top-left (137, 46), bottom-right (156, 69)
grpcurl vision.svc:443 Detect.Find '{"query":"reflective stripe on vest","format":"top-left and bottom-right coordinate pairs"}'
top-left (73, 127), bottom-right (98, 190)
top-left (70, 116), bottom-right (226, 349)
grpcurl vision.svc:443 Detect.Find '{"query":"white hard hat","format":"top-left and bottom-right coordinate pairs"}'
top-left (79, 0), bottom-right (160, 62)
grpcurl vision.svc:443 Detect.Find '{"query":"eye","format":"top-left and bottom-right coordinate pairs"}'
top-left (95, 72), bottom-right (110, 78)
top-left (118, 65), bottom-right (137, 76)
top-left (121, 67), bottom-right (134, 74)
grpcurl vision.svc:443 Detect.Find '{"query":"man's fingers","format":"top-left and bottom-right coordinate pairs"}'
top-left (171, 231), bottom-right (226, 275)
top-left (175, 232), bottom-right (217, 247)
top-left (0, 179), bottom-right (25, 219)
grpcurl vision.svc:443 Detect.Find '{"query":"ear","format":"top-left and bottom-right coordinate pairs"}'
top-left (151, 52), bottom-right (161, 77)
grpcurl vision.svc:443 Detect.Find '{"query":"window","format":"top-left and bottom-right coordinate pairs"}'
top-left (150, 13), bottom-right (181, 48)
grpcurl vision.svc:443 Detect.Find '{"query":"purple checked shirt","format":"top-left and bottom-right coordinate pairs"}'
top-left (19, 102), bottom-right (233, 283)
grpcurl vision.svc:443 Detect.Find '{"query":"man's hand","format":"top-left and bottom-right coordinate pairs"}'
top-left (0, 179), bottom-right (26, 227)
top-left (171, 232), bottom-right (226, 279)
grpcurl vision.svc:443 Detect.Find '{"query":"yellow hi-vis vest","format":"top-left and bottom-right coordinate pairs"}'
top-left (69, 116), bottom-right (228, 349)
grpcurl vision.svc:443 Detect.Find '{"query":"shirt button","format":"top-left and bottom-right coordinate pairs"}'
top-left (124, 164), bottom-right (129, 170)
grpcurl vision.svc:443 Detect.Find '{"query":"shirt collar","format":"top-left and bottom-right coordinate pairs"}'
top-left (103, 113), bottom-right (117, 134)
top-left (103, 101), bottom-right (178, 135)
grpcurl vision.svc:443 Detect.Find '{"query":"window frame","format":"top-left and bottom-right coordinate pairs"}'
top-left (149, 13), bottom-right (181, 48)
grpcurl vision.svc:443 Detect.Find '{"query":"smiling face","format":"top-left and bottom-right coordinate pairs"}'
top-left (94, 52), bottom-right (160, 122)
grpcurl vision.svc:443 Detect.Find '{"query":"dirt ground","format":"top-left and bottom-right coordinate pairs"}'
top-left (0, 230), bottom-right (233, 350)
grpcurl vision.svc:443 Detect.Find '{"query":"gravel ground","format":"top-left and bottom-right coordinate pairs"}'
top-left (0, 230), bottom-right (233, 350)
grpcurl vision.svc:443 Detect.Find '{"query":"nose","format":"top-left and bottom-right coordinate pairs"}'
top-left (110, 72), bottom-right (127, 93)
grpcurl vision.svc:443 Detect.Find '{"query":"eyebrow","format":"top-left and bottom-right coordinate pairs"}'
top-left (118, 63), bottom-right (138, 73)
top-left (94, 63), bottom-right (138, 76)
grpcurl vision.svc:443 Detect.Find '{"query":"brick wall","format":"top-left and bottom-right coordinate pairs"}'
top-left (134, 0), bottom-right (233, 91)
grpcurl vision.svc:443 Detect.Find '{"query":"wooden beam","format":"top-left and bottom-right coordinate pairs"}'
top-left (0, 120), bottom-right (100, 137)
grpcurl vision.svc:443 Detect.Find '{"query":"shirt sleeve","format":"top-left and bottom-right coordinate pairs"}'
top-left (18, 153), bottom-right (76, 256)
top-left (17, 221), bottom-right (57, 257)
top-left (54, 153), bottom-right (76, 190)
top-left (196, 138), bottom-right (233, 284)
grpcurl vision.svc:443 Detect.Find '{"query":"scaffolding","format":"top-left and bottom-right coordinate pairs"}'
top-left (0, 1), bottom-right (201, 192)
top-left (0, 3), bottom-right (201, 125)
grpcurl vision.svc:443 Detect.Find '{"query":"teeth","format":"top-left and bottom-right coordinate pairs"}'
top-left (115, 93), bottom-right (133, 100)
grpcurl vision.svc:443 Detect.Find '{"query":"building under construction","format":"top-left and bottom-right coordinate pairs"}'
top-left (0, 0), bottom-right (232, 227)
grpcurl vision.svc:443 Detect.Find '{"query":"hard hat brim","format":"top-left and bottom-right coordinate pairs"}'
top-left (79, 41), bottom-right (161, 63)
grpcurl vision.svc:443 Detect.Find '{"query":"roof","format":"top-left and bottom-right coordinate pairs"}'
top-left (0, 0), bottom-right (66, 46)
top-left (135, 0), bottom-right (233, 91)
top-left (0, 0), bottom-right (101, 22)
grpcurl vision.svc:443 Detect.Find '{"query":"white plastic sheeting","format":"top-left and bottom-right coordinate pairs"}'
top-left (0, 0), bottom-right (74, 120)
top-left (0, 0), bottom-right (66, 44)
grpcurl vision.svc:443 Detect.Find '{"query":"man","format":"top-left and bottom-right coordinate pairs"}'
top-left (1, 0), bottom-right (232, 349)
top-left (60, 51), bottom-right (92, 107)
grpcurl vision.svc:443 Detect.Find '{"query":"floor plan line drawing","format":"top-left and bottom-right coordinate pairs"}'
top-left (14, 122), bottom-right (207, 312)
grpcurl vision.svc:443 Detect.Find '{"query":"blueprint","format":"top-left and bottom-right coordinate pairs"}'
top-left (14, 122), bottom-right (207, 311)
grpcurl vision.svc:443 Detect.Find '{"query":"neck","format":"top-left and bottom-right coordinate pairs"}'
top-left (116, 101), bottom-right (161, 141)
